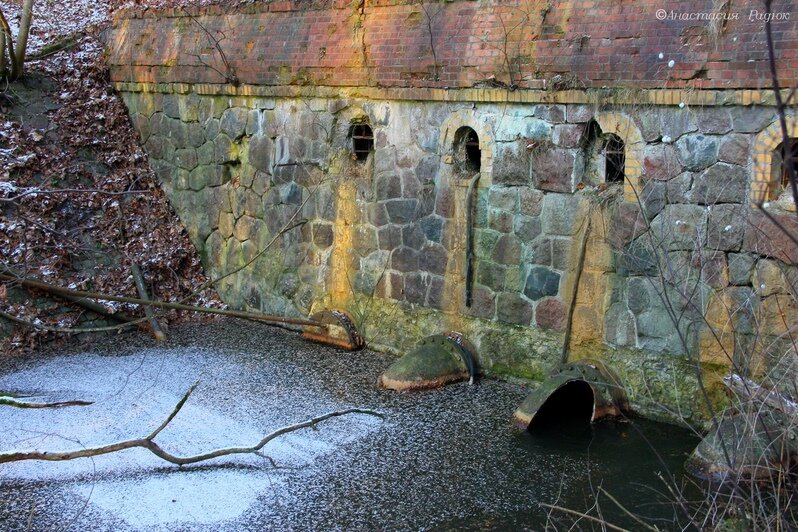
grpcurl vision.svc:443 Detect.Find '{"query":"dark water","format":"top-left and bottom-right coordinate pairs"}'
top-left (0, 321), bottom-right (701, 531)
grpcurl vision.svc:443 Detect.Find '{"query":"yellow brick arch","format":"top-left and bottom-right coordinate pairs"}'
top-left (751, 116), bottom-right (798, 206)
top-left (438, 109), bottom-right (495, 185)
top-left (594, 112), bottom-right (645, 203)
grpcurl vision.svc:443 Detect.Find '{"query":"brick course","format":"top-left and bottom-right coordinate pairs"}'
top-left (107, 0), bottom-right (798, 90)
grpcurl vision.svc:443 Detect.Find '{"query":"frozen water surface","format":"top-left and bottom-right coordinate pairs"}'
top-left (0, 319), bottom-right (698, 530)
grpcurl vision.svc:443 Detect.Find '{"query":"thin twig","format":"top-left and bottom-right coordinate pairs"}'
top-left (539, 503), bottom-right (631, 532)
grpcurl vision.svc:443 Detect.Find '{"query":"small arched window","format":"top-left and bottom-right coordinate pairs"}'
top-left (454, 126), bottom-right (481, 176)
top-left (604, 134), bottom-right (625, 183)
top-left (778, 138), bottom-right (798, 190)
top-left (349, 123), bottom-right (374, 162)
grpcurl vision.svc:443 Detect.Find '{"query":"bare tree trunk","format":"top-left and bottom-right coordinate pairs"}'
top-left (0, 28), bottom-right (6, 77)
top-left (13, 0), bottom-right (34, 79)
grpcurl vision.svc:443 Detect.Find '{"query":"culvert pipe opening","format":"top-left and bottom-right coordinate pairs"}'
top-left (528, 380), bottom-right (595, 430)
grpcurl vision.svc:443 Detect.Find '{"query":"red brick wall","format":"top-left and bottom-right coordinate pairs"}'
top-left (106, 0), bottom-right (798, 90)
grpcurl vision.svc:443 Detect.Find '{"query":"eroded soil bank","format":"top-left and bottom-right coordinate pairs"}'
top-left (0, 319), bottom-right (698, 531)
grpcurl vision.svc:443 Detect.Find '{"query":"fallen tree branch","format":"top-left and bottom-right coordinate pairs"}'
top-left (131, 263), bottom-right (166, 342)
top-left (0, 271), bottom-right (321, 328)
top-left (539, 502), bottom-right (630, 532)
top-left (0, 396), bottom-right (93, 408)
top-left (724, 373), bottom-right (798, 417)
top-left (0, 381), bottom-right (384, 466)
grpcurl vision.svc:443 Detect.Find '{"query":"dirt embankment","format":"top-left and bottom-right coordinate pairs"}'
top-left (0, 0), bottom-right (223, 352)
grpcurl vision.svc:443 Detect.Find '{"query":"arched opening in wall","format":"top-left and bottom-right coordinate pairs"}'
top-left (349, 123), bottom-right (374, 162)
top-left (604, 134), bottom-right (626, 183)
top-left (582, 120), bottom-right (626, 186)
top-left (528, 380), bottom-right (595, 430)
top-left (454, 126), bottom-right (481, 176)
top-left (776, 138), bottom-right (798, 192)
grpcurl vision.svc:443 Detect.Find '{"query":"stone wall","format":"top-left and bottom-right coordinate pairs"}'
top-left (116, 80), bottom-right (798, 422)
top-left (105, 0), bottom-right (798, 422)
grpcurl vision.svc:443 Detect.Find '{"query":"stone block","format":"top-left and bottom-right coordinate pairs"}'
top-left (649, 204), bottom-right (707, 251)
top-left (419, 243), bottom-right (448, 275)
top-left (369, 203), bottom-right (390, 227)
top-left (532, 147), bottom-right (577, 193)
top-left (718, 133), bottom-right (750, 166)
top-left (402, 224), bottom-right (426, 250)
top-left (661, 109), bottom-right (698, 140)
top-left (707, 204), bottom-right (745, 251)
top-left (488, 209), bottom-right (514, 233)
top-left (513, 215), bottom-right (541, 243)
top-left (162, 94), bottom-right (180, 119)
top-left (419, 215), bottom-right (444, 243)
top-left (189, 165), bottom-right (230, 190)
top-left (493, 141), bottom-right (531, 186)
top-left (529, 237), bottom-right (552, 266)
top-left (353, 225), bottom-right (378, 255)
top-left (477, 261), bottom-right (506, 292)
top-left (378, 224), bottom-right (402, 250)
top-left (551, 238), bottom-right (572, 271)
top-left (566, 104), bottom-right (593, 123)
top-left (730, 107), bottom-right (776, 133)
top-left (489, 187), bottom-right (519, 210)
top-left (519, 188), bottom-right (544, 216)
top-left (604, 303), bottom-right (637, 346)
top-left (205, 118), bottom-right (221, 141)
top-left (496, 292), bottom-right (534, 325)
top-left (474, 230), bottom-right (501, 260)
top-left (642, 143), bottom-right (681, 181)
top-left (404, 272), bottom-right (430, 305)
top-left (246, 109), bottom-right (261, 136)
top-left (313, 223), bottom-right (334, 248)
top-left (385, 199), bottom-right (418, 224)
top-left (248, 135), bottom-right (273, 173)
top-left (641, 180), bottom-right (666, 219)
top-left (415, 155), bottom-right (439, 184)
top-left (427, 275), bottom-right (445, 309)
top-left (279, 182), bottom-right (302, 205)
top-left (541, 193), bottom-right (581, 236)
top-left (175, 148), bottom-right (198, 171)
top-left (239, 163), bottom-right (256, 189)
top-left (401, 169), bottom-right (421, 199)
top-left (532, 104), bottom-right (565, 123)
top-left (492, 234), bottom-right (522, 265)
top-left (666, 172), bottom-right (693, 204)
top-left (145, 135), bottom-right (175, 162)
top-left (218, 212), bottom-right (235, 239)
top-left (728, 253), bottom-right (754, 286)
top-left (743, 211), bottom-right (798, 265)
top-left (375, 173), bottom-right (403, 200)
top-left (391, 246), bottom-right (419, 272)
top-left (697, 251), bottom-right (729, 289)
top-left (754, 259), bottom-right (788, 296)
top-left (552, 123), bottom-right (586, 148)
top-left (675, 134), bottom-right (719, 172)
top-left (220, 107), bottom-right (248, 140)
top-left (234, 215), bottom-right (266, 243)
top-left (535, 297), bottom-right (565, 331)
top-left (690, 163), bottom-right (747, 205)
top-left (214, 134), bottom-right (238, 164)
top-left (185, 122), bottom-right (206, 148)
top-left (197, 142), bottom-right (215, 166)
top-left (626, 276), bottom-right (650, 314)
top-left (435, 186), bottom-right (453, 218)
top-left (468, 284), bottom-right (496, 320)
top-left (617, 240), bottom-right (658, 277)
top-left (524, 266), bottom-right (561, 301)
top-left (695, 108), bottom-right (732, 135)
